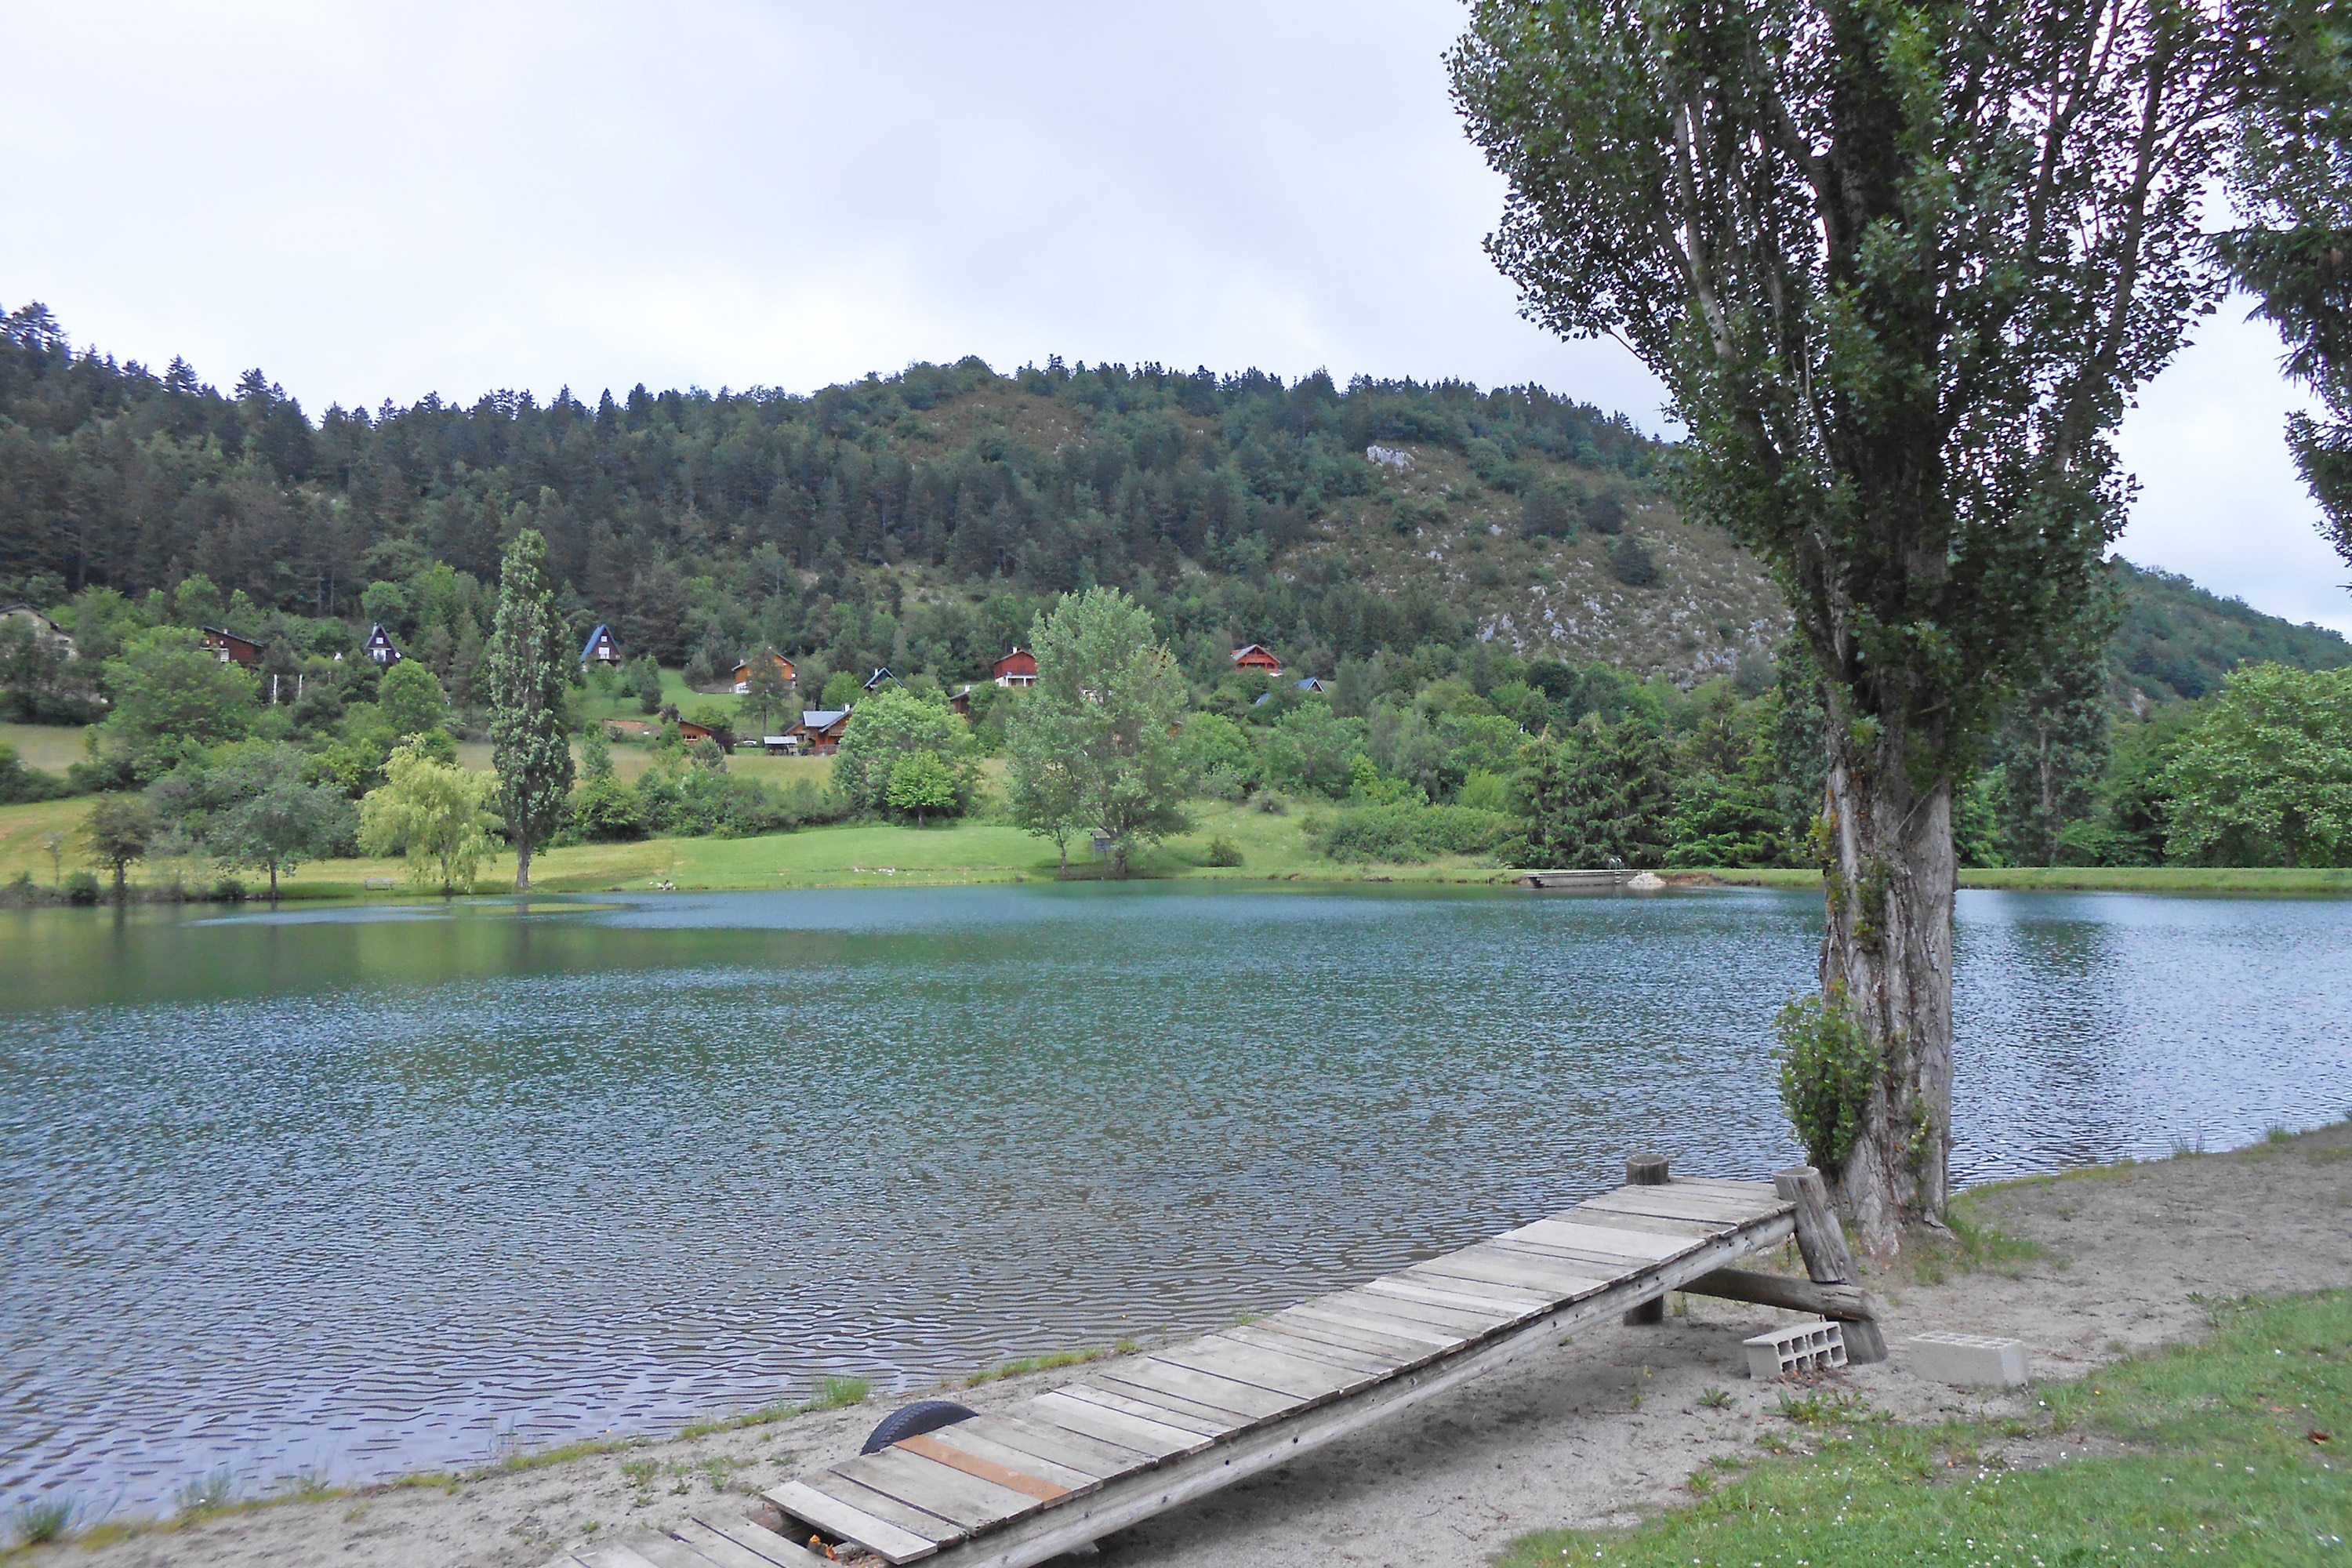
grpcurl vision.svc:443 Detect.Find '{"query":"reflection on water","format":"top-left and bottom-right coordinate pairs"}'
top-left (1, 884), bottom-right (2346, 1508)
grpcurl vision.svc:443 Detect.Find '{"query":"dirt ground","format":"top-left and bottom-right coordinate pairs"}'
top-left (47, 1120), bottom-right (2352, 1568)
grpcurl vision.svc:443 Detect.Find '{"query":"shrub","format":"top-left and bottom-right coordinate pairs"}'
top-left (1311, 804), bottom-right (1518, 863)
top-left (1610, 532), bottom-right (1659, 586)
top-left (64, 869), bottom-right (100, 904)
top-left (0, 744), bottom-right (73, 804)
top-left (572, 774), bottom-right (648, 840)
top-left (1203, 836), bottom-right (1244, 867)
top-left (1774, 987), bottom-right (1879, 1175)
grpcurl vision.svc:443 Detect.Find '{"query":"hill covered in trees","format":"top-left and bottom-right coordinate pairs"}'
top-left (2, 299), bottom-right (2343, 705)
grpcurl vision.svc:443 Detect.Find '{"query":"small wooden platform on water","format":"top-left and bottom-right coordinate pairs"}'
top-left (550, 1161), bottom-right (1882, 1568)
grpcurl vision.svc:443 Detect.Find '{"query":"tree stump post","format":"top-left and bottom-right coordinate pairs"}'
top-left (1622, 1152), bottom-right (1671, 1325)
top-left (1773, 1165), bottom-right (1889, 1363)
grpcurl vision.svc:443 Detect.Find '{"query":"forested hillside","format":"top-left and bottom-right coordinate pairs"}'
top-left (2, 299), bottom-right (2343, 703)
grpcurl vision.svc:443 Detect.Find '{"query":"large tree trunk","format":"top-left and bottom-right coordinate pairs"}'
top-left (514, 835), bottom-right (533, 893)
top-left (1818, 723), bottom-right (1956, 1256)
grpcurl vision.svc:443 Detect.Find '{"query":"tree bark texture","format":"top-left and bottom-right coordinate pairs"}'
top-left (1819, 719), bottom-right (1955, 1253)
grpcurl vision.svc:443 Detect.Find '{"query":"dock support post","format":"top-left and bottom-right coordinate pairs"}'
top-left (1622, 1152), bottom-right (1671, 1325)
top-left (1772, 1166), bottom-right (1888, 1363)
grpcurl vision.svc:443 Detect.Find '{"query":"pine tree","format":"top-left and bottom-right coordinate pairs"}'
top-left (488, 529), bottom-right (574, 891)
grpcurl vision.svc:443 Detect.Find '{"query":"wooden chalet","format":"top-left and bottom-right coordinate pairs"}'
top-left (993, 648), bottom-right (1038, 687)
top-left (731, 651), bottom-right (797, 694)
top-left (948, 684), bottom-right (975, 717)
top-left (1294, 675), bottom-right (1326, 694)
top-left (676, 719), bottom-right (718, 745)
top-left (202, 626), bottom-right (265, 666)
top-left (791, 706), bottom-right (852, 756)
top-left (1232, 643), bottom-right (1282, 677)
top-left (364, 623), bottom-right (404, 666)
top-left (580, 624), bottom-right (622, 667)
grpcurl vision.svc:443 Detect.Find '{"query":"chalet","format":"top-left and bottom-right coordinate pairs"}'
top-left (0, 604), bottom-right (75, 658)
top-left (363, 624), bottom-right (404, 666)
top-left (580, 624), bottom-right (622, 667)
top-left (202, 626), bottom-right (265, 666)
top-left (1294, 675), bottom-right (1326, 694)
top-left (676, 720), bottom-right (717, 745)
top-left (731, 651), bottom-right (797, 693)
top-left (863, 666), bottom-right (900, 691)
top-left (993, 648), bottom-right (1038, 687)
top-left (948, 684), bottom-right (975, 717)
top-left (791, 706), bottom-right (853, 756)
top-left (1232, 644), bottom-right (1282, 677)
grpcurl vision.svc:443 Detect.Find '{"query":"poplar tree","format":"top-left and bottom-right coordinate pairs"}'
top-left (1454, 0), bottom-right (2241, 1248)
top-left (487, 529), bottom-right (574, 891)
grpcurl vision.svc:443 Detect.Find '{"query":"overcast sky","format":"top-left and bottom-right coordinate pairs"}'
top-left (5, 1), bottom-right (2345, 633)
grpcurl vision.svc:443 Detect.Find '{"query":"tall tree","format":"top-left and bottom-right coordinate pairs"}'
top-left (1454, 0), bottom-right (2237, 1247)
top-left (2220, 0), bottom-right (2352, 571)
top-left (1997, 623), bottom-right (2114, 866)
top-left (79, 794), bottom-right (156, 900)
top-left (1008, 587), bottom-right (1192, 877)
top-left (359, 739), bottom-right (502, 895)
top-left (487, 529), bottom-right (574, 891)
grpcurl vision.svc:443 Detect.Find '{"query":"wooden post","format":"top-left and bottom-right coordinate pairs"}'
top-left (1772, 1166), bottom-right (1888, 1363)
top-left (1622, 1152), bottom-right (1671, 1325)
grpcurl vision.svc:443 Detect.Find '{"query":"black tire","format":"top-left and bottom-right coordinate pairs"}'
top-left (861, 1399), bottom-right (979, 1454)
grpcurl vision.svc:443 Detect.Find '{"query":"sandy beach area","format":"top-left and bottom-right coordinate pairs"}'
top-left (39, 1119), bottom-right (2352, 1568)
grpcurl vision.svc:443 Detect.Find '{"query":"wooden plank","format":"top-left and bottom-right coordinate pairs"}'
top-left (1029, 1389), bottom-right (1219, 1455)
top-left (898, 1430), bottom-right (1081, 1501)
top-left (836, 1447), bottom-right (1044, 1530)
top-left (1681, 1265), bottom-right (1884, 1322)
top-left (1094, 1357), bottom-right (1300, 1420)
top-left (954, 1413), bottom-right (1152, 1479)
top-left (1156, 1334), bottom-right (1376, 1400)
top-left (764, 1479), bottom-right (950, 1563)
top-left (1325, 1285), bottom-right (1518, 1334)
top-left (1479, 1233), bottom-right (1666, 1276)
top-left (1577, 1189), bottom-right (1755, 1225)
top-left (924, 1205), bottom-right (1792, 1568)
top-left (1062, 1375), bottom-right (1256, 1432)
top-left (1257, 1308), bottom-right (1443, 1365)
top-left (1408, 1244), bottom-right (1612, 1298)
top-left (1504, 1218), bottom-right (1693, 1260)
top-left (1283, 1298), bottom-right (1470, 1348)
top-left (807, 1473), bottom-right (977, 1545)
top-left (678, 1516), bottom-right (832, 1568)
top-left (1216, 1321), bottom-right (1403, 1375)
top-left (1665, 1176), bottom-right (1783, 1200)
top-left (1532, 1207), bottom-right (1733, 1242)
top-left (1360, 1275), bottom-right (1542, 1320)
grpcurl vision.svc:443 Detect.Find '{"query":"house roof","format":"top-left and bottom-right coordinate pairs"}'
top-left (862, 666), bottom-right (898, 691)
top-left (798, 707), bottom-right (851, 730)
top-left (203, 625), bottom-right (263, 648)
top-left (1232, 643), bottom-right (1279, 663)
top-left (365, 623), bottom-right (397, 644)
top-left (580, 623), bottom-right (615, 660)
top-left (1294, 676), bottom-right (1325, 691)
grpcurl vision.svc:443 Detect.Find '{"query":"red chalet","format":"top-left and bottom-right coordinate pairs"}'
top-left (201, 626), bottom-right (263, 666)
top-left (790, 706), bottom-right (853, 756)
top-left (992, 648), bottom-right (1038, 687)
top-left (1231, 644), bottom-right (1282, 677)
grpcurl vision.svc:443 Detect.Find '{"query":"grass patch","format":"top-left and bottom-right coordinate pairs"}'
top-left (6, 1497), bottom-right (76, 1548)
top-left (1900, 1193), bottom-right (2056, 1285)
top-left (964, 1342), bottom-right (1141, 1387)
top-left (1496, 1290), bottom-right (2352, 1568)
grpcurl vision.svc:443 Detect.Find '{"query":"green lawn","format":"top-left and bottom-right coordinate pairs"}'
top-left (1499, 1290), bottom-right (2350, 1568)
top-left (0, 720), bottom-right (93, 773)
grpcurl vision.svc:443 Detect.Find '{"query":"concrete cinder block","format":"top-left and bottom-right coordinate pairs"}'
top-left (1743, 1319), bottom-right (1847, 1379)
top-left (1907, 1331), bottom-right (2030, 1387)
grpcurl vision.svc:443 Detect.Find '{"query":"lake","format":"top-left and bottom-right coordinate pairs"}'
top-left (2, 882), bottom-right (2347, 1511)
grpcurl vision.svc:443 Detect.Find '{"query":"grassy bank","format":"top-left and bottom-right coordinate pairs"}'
top-left (1697, 864), bottom-right (2352, 895)
top-left (0, 796), bottom-right (1518, 898)
top-left (1500, 1289), bottom-right (2350, 1568)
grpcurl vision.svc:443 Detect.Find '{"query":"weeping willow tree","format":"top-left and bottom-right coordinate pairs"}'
top-left (1452, 0), bottom-right (2243, 1249)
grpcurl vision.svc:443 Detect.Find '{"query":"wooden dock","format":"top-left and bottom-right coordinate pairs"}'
top-left (548, 1161), bottom-right (1882, 1568)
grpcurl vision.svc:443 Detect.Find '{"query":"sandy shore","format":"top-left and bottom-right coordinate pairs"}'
top-left (40, 1120), bottom-right (2352, 1568)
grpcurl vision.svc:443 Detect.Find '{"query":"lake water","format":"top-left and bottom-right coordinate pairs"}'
top-left (3, 883), bottom-right (2348, 1512)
